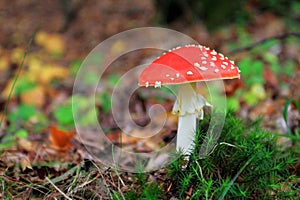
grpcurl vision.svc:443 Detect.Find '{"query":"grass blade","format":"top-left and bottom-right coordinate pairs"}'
top-left (0, 26), bottom-right (40, 129)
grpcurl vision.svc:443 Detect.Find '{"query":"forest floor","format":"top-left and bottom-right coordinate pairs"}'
top-left (0, 0), bottom-right (299, 199)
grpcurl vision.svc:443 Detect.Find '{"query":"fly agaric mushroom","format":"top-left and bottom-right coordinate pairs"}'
top-left (138, 44), bottom-right (240, 155)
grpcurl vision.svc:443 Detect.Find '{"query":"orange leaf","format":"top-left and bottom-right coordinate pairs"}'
top-left (49, 126), bottom-right (74, 149)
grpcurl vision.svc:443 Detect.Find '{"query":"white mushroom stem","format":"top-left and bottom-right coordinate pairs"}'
top-left (176, 113), bottom-right (197, 154)
top-left (172, 83), bottom-right (211, 155)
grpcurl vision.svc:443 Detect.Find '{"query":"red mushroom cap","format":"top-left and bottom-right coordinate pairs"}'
top-left (139, 44), bottom-right (240, 87)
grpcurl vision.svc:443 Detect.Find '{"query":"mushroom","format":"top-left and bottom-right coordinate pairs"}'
top-left (138, 45), bottom-right (240, 155)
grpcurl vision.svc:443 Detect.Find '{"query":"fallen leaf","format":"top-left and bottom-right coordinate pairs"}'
top-left (0, 55), bottom-right (9, 72)
top-left (264, 65), bottom-right (278, 90)
top-left (106, 131), bottom-right (138, 145)
top-left (39, 64), bottom-right (69, 84)
top-left (35, 31), bottom-right (65, 54)
top-left (17, 138), bottom-right (34, 152)
top-left (20, 156), bottom-right (33, 171)
top-left (10, 47), bottom-right (24, 63)
top-left (20, 85), bottom-right (45, 108)
top-left (49, 126), bottom-right (75, 149)
top-left (2, 79), bottom-right (15, 98)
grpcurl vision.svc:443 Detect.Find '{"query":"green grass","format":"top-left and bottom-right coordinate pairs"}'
top-left (124, 112), bottom-right (299, 199)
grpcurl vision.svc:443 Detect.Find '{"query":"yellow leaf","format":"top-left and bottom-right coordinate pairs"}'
top-left (35, 31), bottom-right (65, 54)
top-left (2, 80), bottom-right (15, 98)
top-left (11, 47), bottom-right (24, 63)
top-left (20, 85), bottom-right (45, 108)
top-left (27, 57), bottom-right (43, 82)
top-left (35, 31), bottom-right (48, 46)
top-left (39, 65), bottom-right (69, 84)
top-left (0, 55), bottom-right (9, 72)
top-left (44, 34), bottom-right (65, 54)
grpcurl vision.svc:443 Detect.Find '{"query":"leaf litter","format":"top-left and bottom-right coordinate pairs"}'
top-left (0, 0), bottom-right (299, 199)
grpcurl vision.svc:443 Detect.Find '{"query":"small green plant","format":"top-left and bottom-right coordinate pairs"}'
top-left (275, 98), bottom-right (300, 145)
top-left (116, 181), bottom-right (162, 200)
top-left (167, 112), bottom-right (299, 199)
top-left (1, 104), bottom-right (47, 148)
top-left (283, 99), bottom-right (300, 135)
top-left (53, 102), bottom-right (74, 127)
top-left (0, 129), bottom-right (28, 148)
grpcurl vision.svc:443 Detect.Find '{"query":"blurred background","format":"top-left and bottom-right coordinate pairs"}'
top-left (0, 0), bottom-right (300, 165)
top-left (0, 0), bottom-right (300, 199)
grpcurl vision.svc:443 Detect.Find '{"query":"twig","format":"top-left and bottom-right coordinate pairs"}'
top-left (45, 177), bottom-right (72, 200)
top-left (93, 162), bottom-right (114, 199)
top-left (229, 32), bottom-right (300, 56)
top-left (75, 173), bottom-right (101, 191)
top-left (0, 26), bottom-right (40, 131)
top-left (45, 164), bottom-right (81, 185)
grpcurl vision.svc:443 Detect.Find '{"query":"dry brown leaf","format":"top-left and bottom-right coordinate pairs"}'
top-left (264, 65), bottom-right (278, 90)
top-left (49, 126), bottom-right (75, 150)
top-left (20, 156), bottom-right (33, 171)
top-left (106, 131), bottom-right (139, 145)
top-left (17, 138), bottom-right (34, 152)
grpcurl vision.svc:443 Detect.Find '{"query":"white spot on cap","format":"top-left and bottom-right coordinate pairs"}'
top-left (187, 71), bottom-right (193, 75)
top-left (222, 61), bottom-right (228, 65)
top-left (201, 56), bottom-right (206, 60)
top-left (214, 69), bottom-right (219, 73)
top-left (204, 46), bottom-right (210, 50)
top-left (170, 77), bottom-right (175, 81)
top-left (176, 73), bottom-right (180, 78)
top-left (145, 81), bottom-right (149, 88)
top-left (231, 65), bottom-right (235, 69)
top-left (166, 74), bottom-right (170, 77)
top-left (154, 81), bottom-right (161, 88)
top-left (210, 62), bottom-right (216, 67)
top-left (211, 56), bottom-right (217, 61)
top-left (210, 51), bottom-right (217, 55)
top-left (202, 60), bottom-right (207, 64)
top-left (194, 62), bottom-right (200, 67)
top-left (221, 64), bottom-right (226, 69)
top-left (199, 66), bottom-right (208, 71)
top-left (230, 60), bottom-right (235, 64)
top-left (203, 52), bottom-right (209, 57)
top-left (220, 57), bottom-right (225, 60)
top-left (219, 53), bottom-right (224, 57)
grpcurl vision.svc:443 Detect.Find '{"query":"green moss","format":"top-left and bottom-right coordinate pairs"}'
top-left (167, 112), bottom-right (299, 199)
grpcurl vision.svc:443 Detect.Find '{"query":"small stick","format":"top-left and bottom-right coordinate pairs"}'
top-left (45, 177), bottom-right (72, 200)
top-left (229, 32), bottom-right (300, 55)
